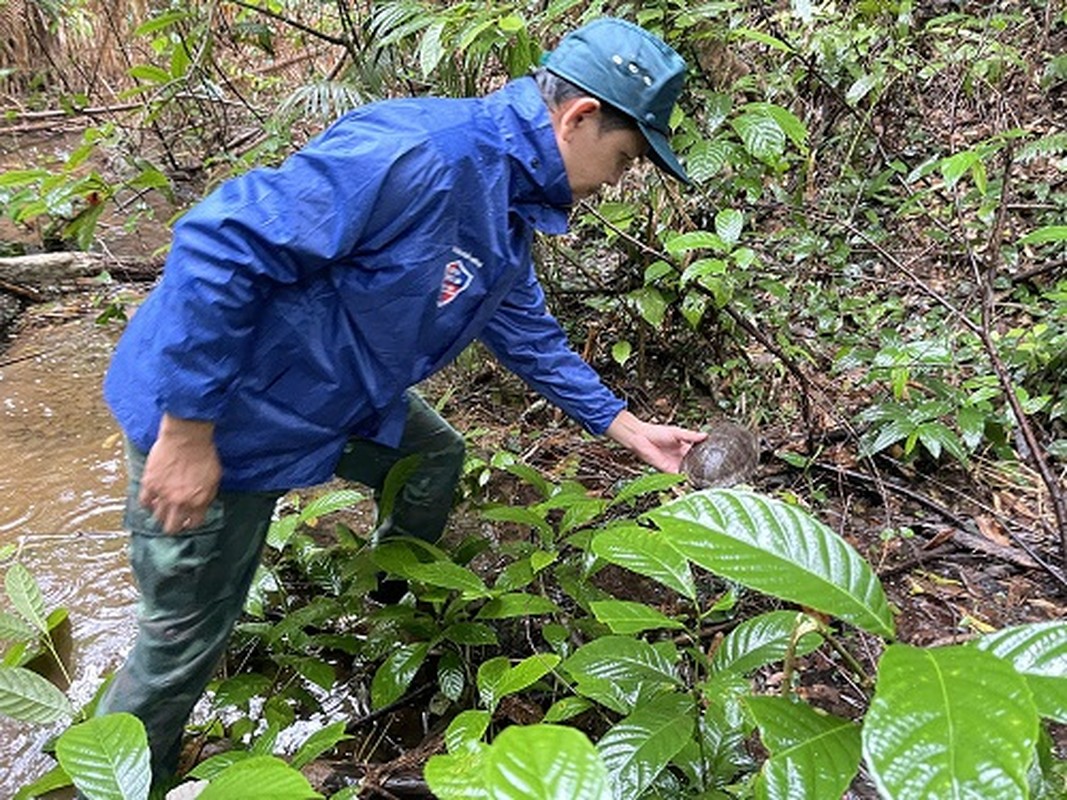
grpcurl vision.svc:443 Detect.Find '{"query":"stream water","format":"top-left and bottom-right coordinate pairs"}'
top-left (0, 307), bottom-right (137, 798)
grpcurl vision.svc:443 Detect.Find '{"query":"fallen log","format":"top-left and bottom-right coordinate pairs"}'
top-left (0, 252), bottom-right (163, 288)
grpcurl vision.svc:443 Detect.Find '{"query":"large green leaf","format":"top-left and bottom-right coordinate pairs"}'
top-left (5, 563), bottom-right (48, 633)
top-left (197, 755), bottom-right (322, 799)
top-left (403, 561), bottom-right (490, 597)
top-left (746, 696), bottom-right (861, 800)
top-left (477, 653), bottom-right (559, 712)
top-left (424, 746), bottom-right (490, 800)
top-left (562, 636), bottom-right (679, 686)
top-left (0, 664), bottom-right (73, 722)
top-left (731, 109), bottom-right (785, 160)
top-left (56, 713), bottom-right (151, 800)
top-left (290, 721), bottom-right (351, 770)
top-left (975, 622), bottom-right (1067, 722)
top-left (597, 693), bottom-right (694, 799)
top-left (590, 600), bottom-right (684, 634)
top-left (710, 611), bottom-right (823, 676)
top-left (370, 642), bottom-right (430, 709)
top-left (590, 525), bottom-right (696, 601)
top-left (485, 724), bottom-right (611, 800)
top-left (648, 489), bottom-right (895, 637)
top-left (475, 592), bottom-right (558, 619)
top-left (863, 644), bottom-right (1039, 799)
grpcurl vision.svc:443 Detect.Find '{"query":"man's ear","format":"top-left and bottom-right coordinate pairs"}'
top-left (553, 96), bottom-right (602, 141)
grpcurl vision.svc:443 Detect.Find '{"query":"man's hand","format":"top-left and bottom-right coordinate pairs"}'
top-left (139, 414), bottom-right (221, 534)
top-left (606, 409), bottom-right (706, 473)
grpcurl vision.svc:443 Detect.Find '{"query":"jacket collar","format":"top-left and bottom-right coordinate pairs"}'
top-left (485, 77), bottom-right (572, 234)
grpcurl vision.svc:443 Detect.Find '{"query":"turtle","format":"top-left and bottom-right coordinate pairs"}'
top-left (681, 421), bottom-right (760, 488)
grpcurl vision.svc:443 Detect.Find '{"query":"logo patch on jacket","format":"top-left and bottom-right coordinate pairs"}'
top-left (437, 259), bottom-right (473, 307)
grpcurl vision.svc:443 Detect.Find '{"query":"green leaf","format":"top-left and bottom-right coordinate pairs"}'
top-left (189, 751), bottom-right (255, 780)
top-left (296, 489), bottom-right (365, 524)
top-left (370, 642), bottom-right (430, 709)
top-left (480, 505), bottom-right (553, 540)
top-left (133, 9), bottom-right (190, 36)
top-left (438, 649), bottom-right (466, 702)
top-left (56, 713), bottom-right (151, 800)
top-left (477, 653), bottom-right (559, 712)
top-left (128, 64), bottom-right (171, 85)
top-left (0, 610), bottom-right (35, 641)
top-left (863, 644), bottom-right (1039, 800)
top-left (731, 110), bottom-right (785, 160)
top-left (648, 489), bottom-right (895, 637)
top-left (404, 561), bottom-right (490, 597)
top-left (5, 563), bottom-right (48, 633)
top-left (0, 664), bottom-right (73, 722)
top-left (628, 286), bottom-right (668, 328)
top-left (484, 724), bottom-right (611, 799)
top-left (746, 696), bottom-right (861, 800)
top-left (424, 747), bottom-right (489, 800)
top-left (941, 149), bottom-right (983, 188)
top-left (715, 208), bottom-right (744, 247)
top-left (0, 168), bottom-right (49, 187)
top-left (685, 138), bottom-right (733, 181)
top-left (710, 611), bottom-right (824, 676)
top-left (611, 339), bottom-right (632, 366)
top-left (543, 695), bottom-right (594, 723)
top-left (1018, 225), bottom-right (1067, 245)
top-left (419, 20), bottom-right (447, 77)
top-left (442, 621), bottom-right (498, 645)
top-left (290, 721), bottom-right (351, 770)
top-left (590, 600), bottom-right (684, 634)
top-left (597, 693), bottom-right (694, 798)
top-left (444, 709), bottom-right (491, 753)
top-left (663, 230), bottom-right (723, 257)
top-left (562, 636), bottom-right (679, 686)
top-left (975, 622), bottom-right (1067, 722)
top-left (845, 72), bottom-right (878, 105)
top-left (590, 524), bottom-right (696, 601)
top-left (610, 473), bottom-right (687, 506)
top-left (12, 763), bottom-right (71, 800)
top-left (476, 592), bottom-right (558, 619)
top-left (196, 755), bottom-right (322, 799)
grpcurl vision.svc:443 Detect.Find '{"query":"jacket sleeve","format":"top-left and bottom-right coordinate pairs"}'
top-left (479, 263), bottom-right (626, 435)
top-left (151, 119), bottom-right (448, 422)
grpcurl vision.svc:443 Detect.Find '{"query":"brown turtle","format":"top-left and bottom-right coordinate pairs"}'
top-left (681, 421), bottom-right (760, 488)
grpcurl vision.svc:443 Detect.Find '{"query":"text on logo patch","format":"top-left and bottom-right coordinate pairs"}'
top-left (437, 259), bottom-right (473, 307)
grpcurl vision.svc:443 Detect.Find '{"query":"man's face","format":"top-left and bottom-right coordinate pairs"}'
top-left (552, 98), bottom-right (647, 201)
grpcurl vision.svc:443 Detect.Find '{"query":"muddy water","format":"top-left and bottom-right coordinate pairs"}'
top-left (0, 308), bottom-right (137, 798)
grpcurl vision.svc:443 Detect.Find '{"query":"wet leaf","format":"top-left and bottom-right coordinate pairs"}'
top-left (747, 696), bottom-right (861, 800)
top-left (597, 693), bottom-right (694, 798)
top-left (56, 713), bottom-right (151, 800)
top-left (371, 642), bottom-right (430, 709)
top-left (710, 611), bottom-right (824, 676)
top-left (0, 665), bottom-right (72, 723)
top-left (590, 600), bottom-right (684, 634)
top-left (5, 563), bottom-right (48, 633)
top-left (975, 622), bottom-right (1067, 722)
top-left (196, 755), bottom-right (321, 799)
top-left (486, 725), bottom-right (611, 800)
top-left (648, 489), bottom-right (895, 637)
top-left (590, 524), bottom-right (696, 601)
top-left (863, 644), bottom-right (1038, 799)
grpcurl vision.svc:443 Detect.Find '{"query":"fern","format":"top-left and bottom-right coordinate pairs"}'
top-left (1017, 131), bottom-right (1067, 163)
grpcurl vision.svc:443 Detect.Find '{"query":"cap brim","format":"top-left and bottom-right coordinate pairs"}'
top-left (639, 122), bottom-right (690, 185)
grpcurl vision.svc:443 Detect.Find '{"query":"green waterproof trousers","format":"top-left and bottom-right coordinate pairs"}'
top-left (97, 391), bottom-right (465, 783)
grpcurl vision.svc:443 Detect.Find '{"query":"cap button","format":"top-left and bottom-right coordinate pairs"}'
top-left (645, 112), bottom-right (656, 123)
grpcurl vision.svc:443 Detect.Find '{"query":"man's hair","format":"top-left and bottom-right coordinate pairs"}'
top-left (533, 67), bottom-right (638, 133)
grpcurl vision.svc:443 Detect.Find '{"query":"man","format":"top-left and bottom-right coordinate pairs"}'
top-left (99, 16), bottom-right (705, 783)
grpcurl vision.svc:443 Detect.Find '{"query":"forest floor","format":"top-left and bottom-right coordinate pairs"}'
top-left (2, 123), bottom-right (1065, 798)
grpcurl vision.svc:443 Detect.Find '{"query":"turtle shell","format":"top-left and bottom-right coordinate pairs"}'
top-left (681, 422), bottom-right (759, 488)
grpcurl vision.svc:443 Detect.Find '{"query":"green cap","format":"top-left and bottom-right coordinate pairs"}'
top-left (543, 17), bottom-right (689, 184)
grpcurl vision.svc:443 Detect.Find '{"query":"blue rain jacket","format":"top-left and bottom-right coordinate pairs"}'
top-left (104, 77), bottom-right (626, 491)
